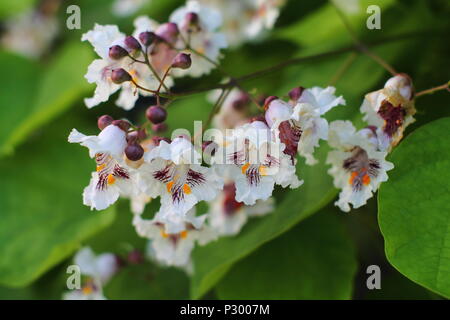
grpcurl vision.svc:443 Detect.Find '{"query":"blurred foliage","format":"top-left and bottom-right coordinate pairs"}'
top-left (0, 0), bottom-right (448, 300)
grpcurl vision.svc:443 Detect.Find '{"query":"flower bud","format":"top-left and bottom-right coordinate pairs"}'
top-left (152, 123), bottom-right (168, 133)
top-left (231, 92), bottom-right (250, 111)
top-left (171, 53), bottom-right (192, 69)
top-left (111, 68), bottom-right (132, 84)
top-left (112, 119), bottom-right (131, 132)
top-left (125, 142), bottom-right (144, 161)
top-left (124, 35), bottom-right (141, 51)
top-left (263, 95), bottom-right (278, 110)
top-left (184, 12), bottom-right (200, 31)
top-left (109, 45), bottom-right (128, 60)
top-left (97, 115), bottom-right (114, 130)
top-left (288, 86), bottom-right (305, 102)
top-left (156, 22), bottom-right (179, 44)
top-left (139, 31), bottom-right (156, 46)
top-left (146, 106), bottom-right (167, 124)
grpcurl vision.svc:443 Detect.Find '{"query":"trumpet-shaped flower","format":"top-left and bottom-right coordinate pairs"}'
top-left (326, 120), bottom-right (394, 212)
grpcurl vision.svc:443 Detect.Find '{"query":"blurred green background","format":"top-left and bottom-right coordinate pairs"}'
top-left (0, 0), bottom-right (449, 299)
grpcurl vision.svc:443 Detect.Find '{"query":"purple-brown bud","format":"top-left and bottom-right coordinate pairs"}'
top-left (156, 22), bottom-right (179, 44)
top-left (111, 68), bottom-right (132, 84)
top-left (146, 106), bottom-right (167, 124)
top-left (97, 115), bottom-right (114, 130)
top-left (124, 36), bottom-right (141, 51)
top-left (263, 96), bottom-right (278, 110)
top-left (184, 12), bottom-right (200, 31)
top-left (112, 119), bottom-right (131, 132)
top-left (138, 31), bottom-right (156, 46)
top-left (288, 86), bottom-right (305, 102)
top-left (171, 53), bottom-right (192, 69)
top-left (152, 136), bottom-right (171, 146)
top-left (125, 142), bottom-right (144, 161)
top-left (127, 249), bottom-right (144, 264)
top-left (231, 92), bottom-right (250, 111)
top-left (109, 45), bottom-right (128, 60)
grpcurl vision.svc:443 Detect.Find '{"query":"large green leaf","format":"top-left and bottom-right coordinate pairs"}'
top-left (0, 42), bottom-right (93, 156)
top-left (378, 117), bottom-right (450, 298)
top-left (216, 211), bottom-right (357, 299)
top-left (0, 111), bottom-right (115, 287)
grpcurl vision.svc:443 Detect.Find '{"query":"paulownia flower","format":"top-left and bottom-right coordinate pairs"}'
top-left (63, 247), bottom-right (118, 300)
top-left (360, 74), bottom-right (415, 151)
top-left (326, 120), bottom-right (394, 212)
top-left (68, 124), bottom-right (135, 210)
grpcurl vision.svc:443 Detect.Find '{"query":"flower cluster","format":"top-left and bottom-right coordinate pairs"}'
top-left (69, 0), bottom-right (417, 271)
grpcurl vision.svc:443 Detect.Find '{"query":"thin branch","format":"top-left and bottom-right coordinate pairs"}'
top-left (332, 3), bottom-right (397, 76)
top-left (415, 82), bottom-right (450, 98)
top-left (328, 52), bottom-right (358, 86)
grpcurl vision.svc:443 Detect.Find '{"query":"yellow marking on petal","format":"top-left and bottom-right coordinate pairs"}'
top-left (241, 163), bottom-right (250, 174)
top-left (107, 174), bottom-right (116, 185)
top-left (348, 171), bottom-right (358, 185)
top-left (259, 165), bottom-right (267, 176)
top-left (82, 285), bottom-right (93, 295)
top-left (180, 230), bottom-right (188, 239)
top-left (160, 230), bottom-right (169, 238)
top-left (362, 174), bottom-right (371, 186)
top-left (183, 184), bottom-right (191, 195)
top-left (96, 164), bottom-right (106, 172)
top-left (166, 181), bottom-right (174, 193)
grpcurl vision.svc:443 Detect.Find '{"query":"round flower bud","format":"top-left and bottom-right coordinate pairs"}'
top-left (112, 119), bottom-right (131, 132)
top-left (138, 31), bottom-right (156, 46)
top-left (125, 142), bottom-right (144, 161)
top-left (171, 53), bottom-right (192, 69)
top-left (146, 106), bottom-right (167, 124)
top-left (124, 36), bottom-right (141, 51)
top-left (156, 22), bottom-right (179, 44)
top-left (97, 115), bottom-right (114, 130)
top-left (111, 68), bottom-right (132, 84)
top-left (231, 92), bottom-right (250, 111)
top-left (109, 45), bottom-right (128, 60)
top-left (152, 123), bottom-right (168, 133)
top-left (263, 95), bottom-right (278, 110)
top-left (184, 12), bottom-right (200, 31)
top-left (288, 86), bottom-right (305, 102)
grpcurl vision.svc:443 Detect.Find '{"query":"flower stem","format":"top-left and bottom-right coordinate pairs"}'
top-left (415, 82), bottom-right (450, 98)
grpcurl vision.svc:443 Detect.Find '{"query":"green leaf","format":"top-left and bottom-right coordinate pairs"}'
top-left (216, 210), bottom-right (357, 299)
top-left (378, 117), bottom-right (450, 298)
top-left (104, 263), bottom-right (189, 300)
top-left (0, 42), bottom-right (94, 157)
top-left (191, 146), bottom-right (336, 299)
top-left (0, 111), bottom-right (115, 287)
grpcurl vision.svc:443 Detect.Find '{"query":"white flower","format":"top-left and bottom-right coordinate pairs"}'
top-left (138, 138), bottom-right (223, 217)
top-left (133, 208), bottom-right (216, 268)
top-left (63, 247), bottom-right (118, 300)
top-left (291, 86), bottom-right (346, 164)
top-left (112, 0), bottom-right (147, 17)
top-left (326, 120), bottom-right (394, 212)
top-left (82, 24), bottom-right (159, 110)
top-left (210, 89), bottom-right (250, 130)
top-left (198, 0), bottom-right (284, 47)
top-left (208, 182), bottom-right (274, 235)
top-left (213, 121), bottom-right (302, 205)
top-left (68, 124), bottom-right (135, 210)
top-left (1, 9), bottom-right (58, 59)
top-left (170, 0), bottom-right (227, 77)
top-left (360, 74), bottom-right (416, 151)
